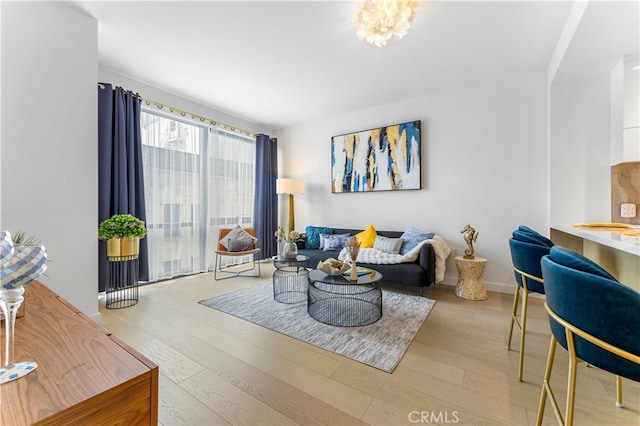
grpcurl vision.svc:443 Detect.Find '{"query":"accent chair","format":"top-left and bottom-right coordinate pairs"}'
top-left (214, 227), bottom-right (261, 280)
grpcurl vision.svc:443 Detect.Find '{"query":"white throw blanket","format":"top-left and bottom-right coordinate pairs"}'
top-left (338, 235), bottom-right (451, 282)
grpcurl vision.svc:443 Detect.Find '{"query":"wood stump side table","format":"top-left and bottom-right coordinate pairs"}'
top-left (454, 256), bottom-right (488, 300)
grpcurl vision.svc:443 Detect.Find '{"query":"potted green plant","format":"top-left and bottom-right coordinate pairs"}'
top-left (98, 214), bottom-right (146, 260)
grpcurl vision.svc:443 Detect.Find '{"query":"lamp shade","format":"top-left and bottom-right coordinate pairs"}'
top-left (276, 178), bottom-right (305, 195)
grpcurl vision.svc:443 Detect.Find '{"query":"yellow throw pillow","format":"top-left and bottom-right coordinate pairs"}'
top-left (355, 224), bottom-right (377, 248)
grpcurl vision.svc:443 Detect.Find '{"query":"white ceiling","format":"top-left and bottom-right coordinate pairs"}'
top-left (72, 1), bottom-right (581, 130)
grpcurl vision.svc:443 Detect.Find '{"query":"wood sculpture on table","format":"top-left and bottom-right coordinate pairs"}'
top-left (344, 237), bottom-right (361, 281)
top-left (461, 224), bottom-right (478, 259)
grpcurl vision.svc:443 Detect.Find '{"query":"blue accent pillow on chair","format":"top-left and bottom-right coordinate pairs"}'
top-left (305, 226), bottom-right (332, 249)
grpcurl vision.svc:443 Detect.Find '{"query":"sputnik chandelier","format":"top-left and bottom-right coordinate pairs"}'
top-left (356, 0), bottom-right (419, 47)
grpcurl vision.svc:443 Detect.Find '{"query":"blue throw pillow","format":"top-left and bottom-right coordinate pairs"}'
top-left (323, 233), bottom-right (351, 251)
top-left (400, 227), bottom-right (434, 255)
top-left (305, 226), bottom-right (332, 249)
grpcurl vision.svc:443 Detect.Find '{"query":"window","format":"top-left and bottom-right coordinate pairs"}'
top-left (140, 109), bottom-right (255, 282)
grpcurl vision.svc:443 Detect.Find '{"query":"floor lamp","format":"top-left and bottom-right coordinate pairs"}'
top-left (276, 178), bottom-right (305, 232)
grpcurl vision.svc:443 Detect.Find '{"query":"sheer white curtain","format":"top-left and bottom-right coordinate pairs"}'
top-left (206, 128), bottom-right (256, 269)
top-left (140, 109), bottom-right (255, 282)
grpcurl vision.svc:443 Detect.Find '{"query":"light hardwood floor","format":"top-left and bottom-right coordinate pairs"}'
top-left (99, 262), bottom-right (639, 426)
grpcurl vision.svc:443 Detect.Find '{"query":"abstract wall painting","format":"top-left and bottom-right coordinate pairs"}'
top-left (331, 120), bottom-right (421, 193)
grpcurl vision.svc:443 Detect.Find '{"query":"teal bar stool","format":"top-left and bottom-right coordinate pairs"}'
top-left (537, 246), bottom-right (640, 426)
top-left (507, 226), bottom-right (553, 381)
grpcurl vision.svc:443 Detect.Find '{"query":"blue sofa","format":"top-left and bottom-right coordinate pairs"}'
top-left (297, 227), bottom-right (437, 296)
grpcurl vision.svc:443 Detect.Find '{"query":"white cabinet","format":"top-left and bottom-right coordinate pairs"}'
top-left (622, 57), bottom-right (640, 162)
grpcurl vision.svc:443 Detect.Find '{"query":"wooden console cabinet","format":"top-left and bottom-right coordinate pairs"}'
top-left (0, 281), bottom-right (158, 425)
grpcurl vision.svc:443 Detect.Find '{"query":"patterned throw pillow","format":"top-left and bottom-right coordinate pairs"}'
top-left (399, 227), bottom-right (434, 255)
top-left (305, 226), bottom-right (332, 249)
top-left (373, 235), bottom-right (404, 254)
top-left (227, 237), bottom-right (255, 252)
top-left (220, 224), bottom-right (257, 250)
top-left (322, 233), bottom-right (351, 251)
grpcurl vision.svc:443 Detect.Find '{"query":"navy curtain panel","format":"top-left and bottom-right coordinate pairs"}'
top-left (253, 135), bottom-right (278, 259)
top-left (98, 83), bottom-right (149, 292)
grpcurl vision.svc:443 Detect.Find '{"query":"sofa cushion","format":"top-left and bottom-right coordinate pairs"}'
top-left (355, 224), bottom-right (377, 248)
top-left (400, 227), bottom-right (434, 255)
top-left (373, 235), bottom-right (403, 254)
top-left (305, 226), bottom-right (332, 249)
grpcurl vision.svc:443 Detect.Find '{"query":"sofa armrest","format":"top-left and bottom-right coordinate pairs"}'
top-left (418, 242), bottom-right (437, 285)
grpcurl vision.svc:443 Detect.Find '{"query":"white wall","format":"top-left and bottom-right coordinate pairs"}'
top-left (1, 2), bottom-right (99, 317)
top-left (276, 74), bottom-right (549, 293)
top-left (549, 74), bottom-right (613, 224)
top-left (548, 0), bottom-right (638, 225)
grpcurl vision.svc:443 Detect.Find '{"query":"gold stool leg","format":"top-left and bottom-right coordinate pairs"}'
top-left (616, 375), bottom-right (623, 407)
top-left (564, 330), bottom-right (579, 426)
top-left (537, 336), bottom-right (559, 426)
top-left (507, 285), bottom-right (520, 350)
top-left (517, 288), bottom-right (529, 382)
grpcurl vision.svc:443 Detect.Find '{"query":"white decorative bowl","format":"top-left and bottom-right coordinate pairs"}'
top-left (317, 258), bottom-right (349, 276)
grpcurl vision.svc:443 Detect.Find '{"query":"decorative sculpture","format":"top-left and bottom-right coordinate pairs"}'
top-left (344, 237), bottom-right (361, 281)
top-left (461, 224), bottom-right (478, 259)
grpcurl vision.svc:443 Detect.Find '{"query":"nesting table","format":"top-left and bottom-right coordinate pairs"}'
top-left (308, 268), bottom-right (383, 326)
top-left (272, 254), bottom-right (310, 304)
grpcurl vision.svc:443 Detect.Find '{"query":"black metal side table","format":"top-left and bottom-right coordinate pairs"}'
top-left (273, 255), bottom-right (310, 304)
top-left (106, 257), bottom-right (139, 309)
top-left (307, 268), bottom-right (383, 327)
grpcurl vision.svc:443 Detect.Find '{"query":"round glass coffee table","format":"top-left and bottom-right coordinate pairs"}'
top-left (307, 268), bottom-right (382, 327)
top-left (272, 255), bottom-right (310, 304)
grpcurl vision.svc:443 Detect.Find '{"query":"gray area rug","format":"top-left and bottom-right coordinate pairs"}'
top-left (199, 281), bottom-right (436, 373)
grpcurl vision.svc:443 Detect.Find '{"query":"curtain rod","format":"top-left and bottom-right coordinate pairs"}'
top-left (98, 83), bottom-right (256, 138)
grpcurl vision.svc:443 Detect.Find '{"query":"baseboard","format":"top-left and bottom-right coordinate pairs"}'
top-left (440, 273), bottom-right (513, 295)
top-left (439, 273), bottom-right (545, 299)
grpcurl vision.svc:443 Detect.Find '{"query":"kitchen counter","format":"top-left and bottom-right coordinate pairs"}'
top-left (550, 224), bottom-right (640, 291)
